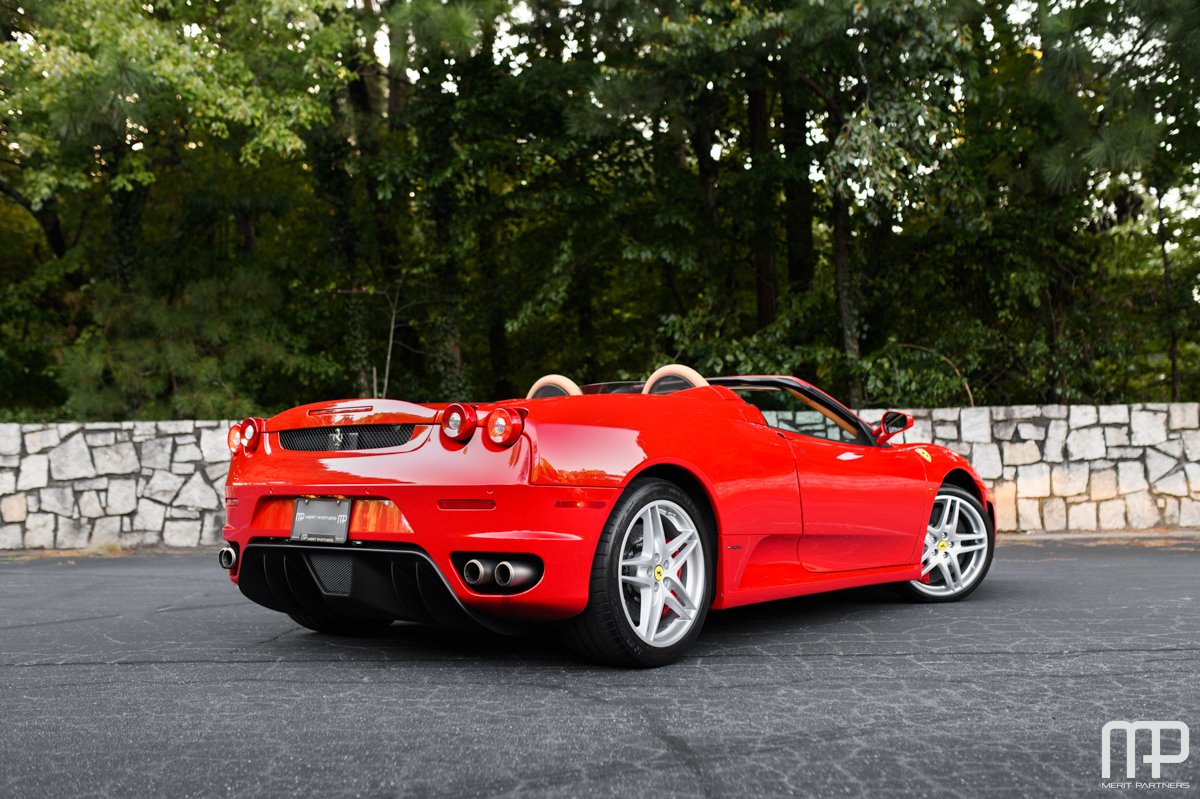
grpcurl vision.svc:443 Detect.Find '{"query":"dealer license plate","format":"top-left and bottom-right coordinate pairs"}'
top-left (291, 498), bottom-right (352, 544)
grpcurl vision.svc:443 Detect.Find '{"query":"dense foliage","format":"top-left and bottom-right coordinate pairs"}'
top-left (1, 0), bottom-right (1197, 420)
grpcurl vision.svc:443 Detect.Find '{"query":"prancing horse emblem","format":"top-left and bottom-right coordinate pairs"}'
top-left (328, 427), bottom-right (344, 450)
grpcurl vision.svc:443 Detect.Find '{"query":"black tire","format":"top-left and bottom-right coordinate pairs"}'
top-left (561, 478), bottom-right (714, 667)
top-left (894, 484), bottom-right (995, 603)
top-left (287, 612), bottom-right (394, 636)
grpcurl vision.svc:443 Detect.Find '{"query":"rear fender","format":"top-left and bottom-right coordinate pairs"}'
top-left (522, 389), bottom-right (805, 608)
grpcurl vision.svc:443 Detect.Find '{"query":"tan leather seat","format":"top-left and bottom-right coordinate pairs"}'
top-left (526, 374), bottom-right (583, 399)
top-left (642, 364), bottom-right (709, 395)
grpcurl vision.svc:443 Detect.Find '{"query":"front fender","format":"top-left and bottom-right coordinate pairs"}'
top-left (907, 443), bottom-right (994, 511)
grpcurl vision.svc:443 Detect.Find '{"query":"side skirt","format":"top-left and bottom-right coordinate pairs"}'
top-left (714, 563), bottom-right (922, 610)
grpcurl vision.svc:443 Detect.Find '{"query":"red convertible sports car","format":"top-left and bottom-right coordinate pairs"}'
top-left (219, 364), bottom-right (996, 666)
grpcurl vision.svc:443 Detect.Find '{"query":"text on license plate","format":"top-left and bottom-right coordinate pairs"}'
top-left (291, 498), bottom-right (352, 544)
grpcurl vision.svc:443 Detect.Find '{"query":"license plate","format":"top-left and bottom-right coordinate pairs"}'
top-left (291, 498), bottom-right (352, 544)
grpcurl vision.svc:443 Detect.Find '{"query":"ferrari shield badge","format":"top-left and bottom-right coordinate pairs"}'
top-left (916, 448), bottom-right (932, 463)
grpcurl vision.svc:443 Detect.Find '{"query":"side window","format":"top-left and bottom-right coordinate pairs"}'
top-left (733, 388), bottom-right (866, 445)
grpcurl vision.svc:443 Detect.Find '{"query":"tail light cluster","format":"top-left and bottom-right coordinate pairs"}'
top-left (484, 407), bottom-right (523, 446)
top-left (440, 404), bottom-right (477, 443)
top-left (228, 417), bottom-right (265, 454)
top-left (440, 404), bottom-right (524, 448)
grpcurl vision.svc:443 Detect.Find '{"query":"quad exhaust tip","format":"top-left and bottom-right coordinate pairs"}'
top-left (217, 546), bottom-right (237, 570)
top-left (462, 558), bottom-right (537, 590)
top-left (462, 558), bottom-right (495, 586)
top-left (494, 560), bottom-right (536, 589)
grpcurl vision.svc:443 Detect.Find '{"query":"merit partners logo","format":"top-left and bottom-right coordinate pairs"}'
top-left (1101, 721), bottom-right (1191, 790)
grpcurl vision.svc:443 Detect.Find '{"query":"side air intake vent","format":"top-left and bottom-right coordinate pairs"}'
top-left (278, 424), bottom-right (417, 452)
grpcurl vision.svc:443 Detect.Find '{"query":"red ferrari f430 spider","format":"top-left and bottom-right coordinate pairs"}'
top-left (219, 365), bottom-right (996, 666)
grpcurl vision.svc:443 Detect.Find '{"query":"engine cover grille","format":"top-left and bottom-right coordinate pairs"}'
top-left (277, 424), bottom-right (417, 452)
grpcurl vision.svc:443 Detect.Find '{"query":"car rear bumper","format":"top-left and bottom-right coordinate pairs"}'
top-left (236, 542), bottom-right (534, 633)
top-left (222, 483), bottom-right (617, 623)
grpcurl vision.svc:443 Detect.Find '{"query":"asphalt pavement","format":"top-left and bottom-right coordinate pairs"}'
top-left (1, 536), bottom-right (1197, 798)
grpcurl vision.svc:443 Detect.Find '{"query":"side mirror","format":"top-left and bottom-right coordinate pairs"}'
top-left (873, 410), bottom-right (913, 445)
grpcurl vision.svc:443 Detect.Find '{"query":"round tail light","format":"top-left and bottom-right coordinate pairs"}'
top-left (227, 425), bottom-right (242, 453)
top-left (441, 403), bottom-right (477, 442)
top-left (484, 408), bottom-right (523, 447)
top-left (239, 417), bottom-right (264, 453)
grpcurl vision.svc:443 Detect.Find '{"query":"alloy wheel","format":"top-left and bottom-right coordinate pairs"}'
top-left (909, 492), bottom-right (991, 598)
top-left (617, 499), bottom-right (706, 648)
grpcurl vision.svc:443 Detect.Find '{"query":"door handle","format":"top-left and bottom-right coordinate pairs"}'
top-left (778, 432), bottom-right (805, 455)
top-left (836, 452), bottom-right (863, 461)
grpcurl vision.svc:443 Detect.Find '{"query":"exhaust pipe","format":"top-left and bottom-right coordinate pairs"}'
top-left (494, 560), bottom-right (536, 589)
top-left (462, 558), bottom-right (496, 587)
top-left (217, 546), bottom-right (237, 570)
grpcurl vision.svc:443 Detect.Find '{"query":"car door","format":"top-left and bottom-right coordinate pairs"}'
top-left (784, 432), bottom-right (929, 572)
top-left (741, 386), bottom-right (929, 572)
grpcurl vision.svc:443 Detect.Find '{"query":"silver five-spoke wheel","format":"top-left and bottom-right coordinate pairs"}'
top-left (907, 488), bottom-right (992, 599)
top-left (563, 478), bottom-right (713, 666)
top-left (617, 500), bottom-right (706, 648)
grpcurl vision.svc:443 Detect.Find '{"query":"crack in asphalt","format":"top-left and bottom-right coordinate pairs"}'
top-left (0, 614), bottom-right (120, 632)
top-left (151, 602), bottom-right (247, 614)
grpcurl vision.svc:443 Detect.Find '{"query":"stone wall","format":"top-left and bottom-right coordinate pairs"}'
top-left (864, 402), bottom-right (1200, 532)
top-left (0, 421), bottom-right (234, 549)
top-left (0, 404), bottom-right (1197, 549)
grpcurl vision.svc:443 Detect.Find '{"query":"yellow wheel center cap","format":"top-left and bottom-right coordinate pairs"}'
top-left (937, 540), bottom-right (950, 553)
top-left (654, 565), bottom-right (664, 582)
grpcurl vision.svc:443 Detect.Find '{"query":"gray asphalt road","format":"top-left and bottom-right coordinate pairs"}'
top-left (1, 538), bottom-right (1197, 798)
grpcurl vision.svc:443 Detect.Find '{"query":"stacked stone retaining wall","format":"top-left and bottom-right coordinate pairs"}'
top-left (863, 402), bottom-right (1200, 532)
top-left (0, 403), bottom-right (1197, 548)
top-left (0, 421), bottom-right (234, 549)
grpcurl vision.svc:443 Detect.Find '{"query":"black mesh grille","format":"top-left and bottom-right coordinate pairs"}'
top-left (277, 424), bottom-right (416, 452)
top-left (308, 552), bottom-right (353, 595)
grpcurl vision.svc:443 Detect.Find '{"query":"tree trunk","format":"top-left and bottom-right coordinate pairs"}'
top-left (1155, 194), bottom-right (1180, 401)
top-left (687, 91), bottom-right (720, 226)
top-left (235, 213), bottom-right (256, 255)
top-left (427, 66), bottom-right (466, 399)
top-left (428, 184), bottom-right (465, 398)
top-left (487, 311), bottom-right (512, 399)
top-left (832, 193), bottom-right (862, 405)
top-left (3, 183), bottom-right (88, 352)
top-left (748, 83), bottom-right (778, 328)
top-left (308, 94), bottom-right (370, 396)
top-left (0, 180), bottom-right (69, 261)
top-left (108, 166), bottom-right (149, 289)
top-left (567, 263), bottom-right (596, 383)
top-left (480, 219), bottom-right (512, 399)
top-left (35, 202), bottom-right (68, 260)
top-left (687, 89), bottom-right (734, 313)
top-left (386, 17), bottom-right (413, 127)
top-left (781, 88), bottom-right (814, 294)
